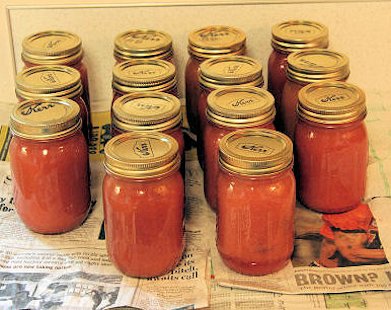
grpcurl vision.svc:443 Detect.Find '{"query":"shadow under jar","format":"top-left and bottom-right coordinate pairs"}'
top-left (22, 30), bottom-right (91, 116)
top-left (103, 132), bottom-right (184, 277)
top-left (281, 49), bottom-right (350, 140)
top-left (204, 86), bottom-right (276, 211)
top-left (114, 29), bottom-right (174, 64)
top-left (185, 25), bottom-right (246, 134)
top-left (268, 20), bottom-right (328, 130)
top-left (15, 65), bottom-right (90, 142)
top-left (295, 81), bottom-right (368, 213)
top-left (9, 98), bottom-right (91, 234)
top-left (112, 59), bottom-right (178, 105)
top-left (217, 129), bottom-right (295, 275)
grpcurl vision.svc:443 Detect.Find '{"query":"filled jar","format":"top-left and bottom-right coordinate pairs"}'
top-left (22, 30), bottom-right (91, 112)
top-left (204, 87), bottom-right (275, 211)
top-left (112, 59), bottom-right (177, 105)
top-left (114, 29), bottom-right (174, 63)
top-left (281, 49), bottom-right (349, 139)
top-left (15, 65), bottom-right (90, 141)
top-left (268, 20), bottom-right (328, 129)
top-left (295, 81), bottom-right (368, 213)
top-left (9, 98), bottom-right (90, 234)
top-left (185, 25), bottom-right (246, 134)
top-left (103, 132), bottom-right (184, 277)
top-left (217, 129), bottom-right (295, 275)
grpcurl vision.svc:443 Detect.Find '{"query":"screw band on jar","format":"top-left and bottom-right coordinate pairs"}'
top-left (22, 30), bottom-right (83, 65)
top-left (15, 65), bottom-right (83, 100)
top-left (112, 91), bottom-right (182, 132)
top-left (297, 81), bottom-right (367, 125)
top-left (199, 56), bottom-right (264, 89)
top-left (207, 86), bottom-right (275, 128)
top-left (10, 97), bottom-right (81, 140)
top-left (286, 49), bottom-right (350, 84)
top-left (271, 20), bottom-right (329, 54)
top-left (114, 29), bottom-right (173, 61)
top-left (219, 129), bottom-right (293, 176)
top-left (112, 59), bottom-right (177, 93)
top-left (104, 132), bottom-right (180, 179)
top-left (188, 25), bottom-right (246, 60)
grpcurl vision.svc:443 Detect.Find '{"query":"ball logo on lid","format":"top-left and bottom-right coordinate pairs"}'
top-left (229, 97), bottom-right (256, 108)
top-left (317, 93), bottom-right (350, 104)
top-left (125, 33), bottom-right (161, 44)
top-left (40, 72), bottom-right (61, 85)
top-left (237, 143), bottom-right (274, 155)
top-left (46, 39), bottom-right (62, 49)
top-left (21, 102), bottom-right (56, 116)
top-left (298, 58), bottom-right (325, 68)
top-left (199, 30), bottom-right (230, 41)
top-left (134, 139), bottom-right (155, 158)
top-left (286, 27), bottom-right (315, 35)
top-left (135, 102), bottom-right (162, 111)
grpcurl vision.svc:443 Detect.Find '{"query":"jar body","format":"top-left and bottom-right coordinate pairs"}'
top-left (9, 130), bottom-right (90, 234)
top-left (185, 56), bottom-right (202, 134)
top-left (295, 119), bottom-right (368, 213)
top-left (217, 167), bottom-right (295, 275)
top-left (204, 121), bottom-right (275, 211)
top-left (103, 170), bottom-right (184, 277)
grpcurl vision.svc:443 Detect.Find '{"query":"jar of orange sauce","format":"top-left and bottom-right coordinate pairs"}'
top-left (185, 25), bottom-right (246, 134)
top-left (268, 20), bottom-right (328, 129)
top-left (281, 49), bottom-right (349, 139)
top-left (114, 29), bottom-right (174, 64)
top-left (295, 81), bottom-right (368, 213)
top-left (112, 59), bottom-right (177, 105)
top-left (9, 98), bottom-right (90, 234)
top-left (217, 129), bottom-right (295, 275)
top-left (103, 132), bottom-right (184, 277)
top-left (204, 87), bottom-right (275, 210)
top-left (22, 31), bottom-right (91, 114)
top-left (15, 65), bottom-right (90, 142)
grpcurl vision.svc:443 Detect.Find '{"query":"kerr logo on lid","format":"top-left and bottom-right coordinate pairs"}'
top-left (223, 64), bottom-right (243, 75)
top-left (229, 97), bottom-right (256, 108)
top-left (40, 72), bottom-right (61, 85)
top-left (317, 93), bottom-right (350, 104)
top-left (237, 143), bottom-right (274, 155)
top-left (45, 39), bottom-right (62, 49)
top-left (21, 102), bottom-right (56, 116)
top-left (125, 33), bottom-right (162, 44)
top-left (199, 29), bottom-right (230, 41)
top-left (134, 139), bottom-right (155, 158)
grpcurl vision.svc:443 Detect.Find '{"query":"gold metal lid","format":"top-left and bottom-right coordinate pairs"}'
top-left (297, 81), bottom-right (367, 125)
top-left (207, 87), bottom-right (275, 128)
top-left (10, 97), bottom-right (81, 140)
top-left (188, 25), bottom-right (246, 59)
top-left (286, 49), bottom-right (350, 84)
top-left (112, 59), bottom-right (177, 93)
top-left (271, 20), bottom-right (329, 53)
top-left (112, 91), bottom-right (182, 132)
top-left (22, 30), bottom-right (83, 65)
top-left (15, 65), bottom-right (82, 100)
top-left (114, 29), bottom-right (173, 61)
top-left (219, 129), bottom-right (293, 176)
top-left (104, 132), bottom-right (180, 178)
top-left (199, 56), bottom-right (264, 89)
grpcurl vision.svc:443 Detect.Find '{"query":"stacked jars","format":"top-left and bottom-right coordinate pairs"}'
top-left (203, 87), bottom-right (275, 210)
top-left (103, 132), bottom-right (184, 277)
top-left (185, 25), bottom-right (246, 134)
top-left (281, 49), bottom-right (350, 139)
top-left (268, 20), bottom-right (329, 129)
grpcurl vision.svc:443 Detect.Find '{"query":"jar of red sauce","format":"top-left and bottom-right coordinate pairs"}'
top-left (112, 59), bottom-right (177, 105)
top-left (9, 98), bottom-right (90, 234)
top-left (217, 129), bottom-right (295, 275)
top-left (22, 30), bottom-right (91, 114)
top-left (295, 81), bottom-right (368, 213)
top-left (268, 20), bottom-right (328, 129)
top-left (114, 29), bottom-right (174, 64)
top-left (103, 132), bottom-right (184, 277)
top-left (15, 65), bottom-right (90, 142)
top-left (185, 25), bottom-right (246, 134)
top-left (204, 87), bottom-right (275, 211)
top-left (281, 49), bottom-right (349, 139)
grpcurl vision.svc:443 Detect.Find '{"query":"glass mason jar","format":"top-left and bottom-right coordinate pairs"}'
top-left (103, 132), bottom-right (184, 277)
top-left (9, 98), bottom-right (90, 234)
top-left (185, 25), bottom-right (246, 134)
top-left (15, 65), bottom-right (90, 142)
top-left (268, 20), bottom-right (328, 130)
top-left (114, 29), bottom-right (174, 64)
top-left (281, 49), bottom-right (350, 140)
top-left (204, 87), bottom-right (275, 211)
top-left (198, 55), bottom-right (264, 168)
top-left (112, 59), bottom-right (178, 105)
top-left (22, 30), bottom-right (91, 114)
top-left (295, 82), bottom-right (368, 213)
top-left (217, 129), bottom-right (295, 275)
